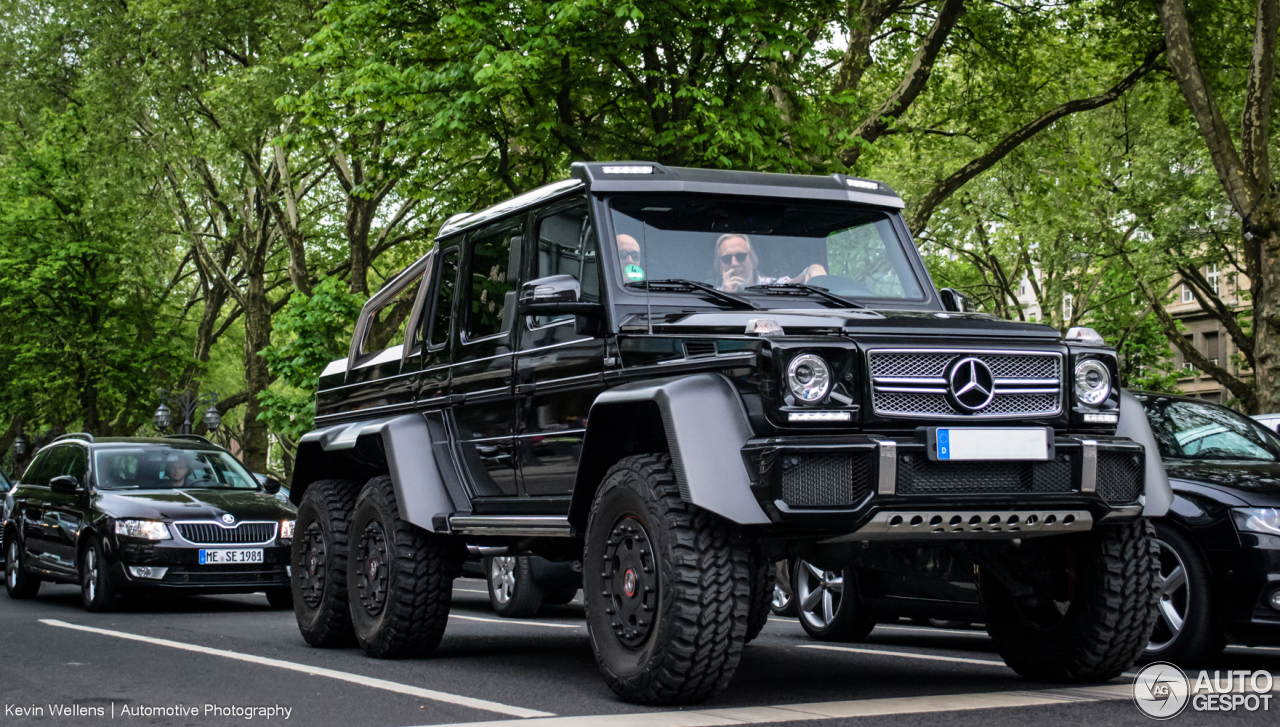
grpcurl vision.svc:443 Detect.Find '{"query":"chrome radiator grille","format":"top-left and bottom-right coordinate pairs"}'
top-left (868, 349), bottom-right (1063, 419)
top-left (175, 521), bottom-right (277, 545)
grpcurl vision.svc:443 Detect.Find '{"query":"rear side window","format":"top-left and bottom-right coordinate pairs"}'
top-left (21, 447), bottom-right (63, 487)
top-left (360, 272), bottom-right (425, 355)
top-left (465, 226), bottom-right (521, 340)
top-left (429, 248), bottom-right (460, 348)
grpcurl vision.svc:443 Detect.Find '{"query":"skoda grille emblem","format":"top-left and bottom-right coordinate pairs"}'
top-left (221, 514), bottom-right (235, 525)
top-left (947, 357), bottom-right (996, 412)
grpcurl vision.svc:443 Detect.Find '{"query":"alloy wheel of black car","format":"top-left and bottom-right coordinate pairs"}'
top-left (291, 479), bottom-right (359, 647)
top-left (81, 537), bottom-right (118, 612)
top-left (583, 454), bottom-right (750, 705)
top-left (347, 475), bottom-right (460, 659)
top-left (485, 555), bottom-right (545, 618)
top-left (356, 521), bottom-right (390, 616)
top-left (1140, 524), bottom-right (1226, 665)
top-left (5, 538), bottom-right (40, 599)
top-left (981, 520), bottom-right (1160, 682)
top-left (793, 559), bottom-right (875, 642)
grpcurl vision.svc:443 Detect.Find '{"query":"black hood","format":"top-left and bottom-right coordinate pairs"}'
top-left (650, 308), bottom-right (1061, 339)
top-left (1165, 459), bottom-right (1280, 507)
top-left (95, 488), bottom-right (296, 522)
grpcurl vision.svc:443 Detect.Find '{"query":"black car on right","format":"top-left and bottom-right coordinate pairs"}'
top-left (1134, 392), bottom-right (1280, 664)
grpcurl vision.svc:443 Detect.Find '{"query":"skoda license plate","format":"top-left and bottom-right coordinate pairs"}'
top-left (930, 427), bottom-right (1050, 461)
top-left (199, 549), bottom-right (263, 565)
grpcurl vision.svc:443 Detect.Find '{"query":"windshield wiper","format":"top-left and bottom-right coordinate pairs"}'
top-left (627, 279), bottom-right (759, 310)
top-left (744, 283), bottom-right (865, 309)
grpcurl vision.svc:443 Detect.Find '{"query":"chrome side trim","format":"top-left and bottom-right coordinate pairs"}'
top-left (447, 515), bottom-right (573, 537)
top-left (1080, 440), bottom-right (1098, 493)
top-left (877, 441), bottom-right (897, 495)
top-left (821, 509), bottom-right (1093, 543)
top-left (1101, 504), bottom-right (1143, 520)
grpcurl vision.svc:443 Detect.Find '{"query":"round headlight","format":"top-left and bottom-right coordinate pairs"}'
top-left (1074, 359), bottom-right (1111, 406)
top-left (788, 354), bottom-right (831, 403)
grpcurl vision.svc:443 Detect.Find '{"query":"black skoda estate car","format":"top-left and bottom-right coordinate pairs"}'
top-left (3, 434), bottom-right (296, 611)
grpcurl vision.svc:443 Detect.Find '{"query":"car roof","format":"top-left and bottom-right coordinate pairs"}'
top-left (38, 437), bottom-right (227, 453)
top-left (436, 162), bottom-right (905, 239)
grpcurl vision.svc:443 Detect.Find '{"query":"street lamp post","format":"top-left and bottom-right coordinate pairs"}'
top-left (154, 389), bottom-right (221, 436)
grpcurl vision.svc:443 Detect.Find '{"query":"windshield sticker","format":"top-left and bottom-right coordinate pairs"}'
top-left (624, 264), bottom-right (646, 281)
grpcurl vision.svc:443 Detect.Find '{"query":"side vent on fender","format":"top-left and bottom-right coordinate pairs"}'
top-left (683, 341), bottom-right (718, 359)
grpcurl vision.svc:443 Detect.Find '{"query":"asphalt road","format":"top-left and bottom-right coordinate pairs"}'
top-left (1, 579), bottom-right (1276, 727)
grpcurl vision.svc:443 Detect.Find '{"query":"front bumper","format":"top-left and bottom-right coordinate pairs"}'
top-left (744, 434), bottom-right (1144, 538)
top-left (1211, 533), bottom-right (1280, 646)
top-left (108, 539), bottom-right (291, 593)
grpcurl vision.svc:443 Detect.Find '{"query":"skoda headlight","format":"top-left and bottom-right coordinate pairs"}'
top-left (1073, 359), bottom-right (1111, 406)
top-left (1232, 508), bottom-right (1280, 536)
top-left (114, 519), bottom-right (172, 540)
top-left (788, 354), bottom-right (831, 403)
top-left (280, 519), bottom-right (296, 540)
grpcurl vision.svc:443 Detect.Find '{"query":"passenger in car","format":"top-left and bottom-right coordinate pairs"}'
top-left (713, 233), bottom-right (826, 292)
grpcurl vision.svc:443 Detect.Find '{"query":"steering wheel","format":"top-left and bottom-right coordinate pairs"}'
top-left (804, 275), bottom-right (872, 297)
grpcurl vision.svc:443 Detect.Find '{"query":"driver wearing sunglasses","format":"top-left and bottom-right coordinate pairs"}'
top-left (714, 233), bottom-right (826, 293)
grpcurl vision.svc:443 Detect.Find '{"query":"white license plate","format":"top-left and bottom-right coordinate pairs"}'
top-left (935, 427), bottom-right (1050, 461)
top-left (199, 549), bottom-right (263, 565)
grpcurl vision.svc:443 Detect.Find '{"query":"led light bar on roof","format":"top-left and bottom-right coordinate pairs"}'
top-left (846, 179), bottom-right (879, 190)
top-left (602, 165), bottom-right (655, 174)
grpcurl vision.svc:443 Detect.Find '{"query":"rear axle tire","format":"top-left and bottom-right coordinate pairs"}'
top-left (292, 478), bottom-right (359, 647)
top-left (981, 518), bottom-right (1160, 682)
top-left (348, 475), bottom-right (462, 659)
top-left (583, 454), bottom-right (750, 705)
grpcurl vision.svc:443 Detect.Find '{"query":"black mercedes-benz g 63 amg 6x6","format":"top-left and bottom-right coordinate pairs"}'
top-left (288, 162), bottom-right (1170, 704)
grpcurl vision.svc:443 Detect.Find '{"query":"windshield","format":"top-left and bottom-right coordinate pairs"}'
top-left (1141, 397), bottom-right (1280, 461)
top-left (93, 446), bottom-right (258, 490)
top-left (609, 196), bottom-right (925, 304)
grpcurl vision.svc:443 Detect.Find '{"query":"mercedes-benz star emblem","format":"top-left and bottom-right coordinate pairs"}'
top-left (947, 357), bottom-right (996, 412)
top-left (221, 514), bottom-right (235, 525)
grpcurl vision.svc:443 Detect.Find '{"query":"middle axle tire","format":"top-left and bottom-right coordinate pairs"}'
top-left (583, 453), bottom-right (751, 705)
top-left (348, 475), bottom-right (462, 659)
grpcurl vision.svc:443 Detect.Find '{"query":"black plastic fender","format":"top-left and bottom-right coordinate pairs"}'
top-left (292, 414), bottom-right (455, 532)
top-left (1117, 388), bottom-right (1172, 517)
top-left (569, 372), bottom-right (769, 529)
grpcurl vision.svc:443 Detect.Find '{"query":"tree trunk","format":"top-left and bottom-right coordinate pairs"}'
top-left (241, 268), bottom-right (273, 472)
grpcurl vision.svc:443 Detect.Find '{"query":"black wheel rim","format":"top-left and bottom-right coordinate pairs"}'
top-left (298, 521), bottom-right (327, 609)
top-left (602, 515), bottom-right (657, 648)
top-left (356, 520), bottom-right (390, 616)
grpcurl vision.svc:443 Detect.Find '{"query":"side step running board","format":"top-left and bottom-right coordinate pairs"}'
top-left (447, 515), bottom-right (573, 538)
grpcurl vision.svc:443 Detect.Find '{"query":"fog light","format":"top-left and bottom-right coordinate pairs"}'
top-left (788, 411), bottom-right (852, 422)
top-left (127, 565), bottom-right (168, 580)
top-left (1270, 589), bottom-right (1280, 612)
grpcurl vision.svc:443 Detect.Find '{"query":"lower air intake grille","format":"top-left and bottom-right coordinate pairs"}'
top-left (896, 453), bottom-right (1076, 495)
top-left (163, 565), bottom-right (288, 586)
top-left (176, 522), bottom-right (276, 544)
top-left (1097, 451), bottom-right (1143, 503)
top-left (781, 454), bottom-right (872, 507)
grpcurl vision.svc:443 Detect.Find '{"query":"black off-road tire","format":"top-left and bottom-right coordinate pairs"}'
top-left (745, 551), bottom-right (774, 644)
top-left (485, 555), bottom-right (545, 618)
top-left (980, 518), bottom-right (1160, 682)
top-left (348, 475), bottom-right (462, 659)
top-left (266, 588), bottom-right (294, 609)
top-left (1139, 523), bottom-right (1226, 666)
top-left (5, 537), bottom-right (40, 599)
top-left (81, 537), bottom-right (119, 612)
top-left (584, 454), bottom-right (750, 705)
top-left (293, 478), bottom-right (359, 647)
top-left (543, 586), bottom-right (579, 606)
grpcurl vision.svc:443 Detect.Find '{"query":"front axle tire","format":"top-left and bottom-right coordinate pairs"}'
top-left (583, 454), bottom-right (750, 705)
top-left (292, 478), bottom-right (359, 647)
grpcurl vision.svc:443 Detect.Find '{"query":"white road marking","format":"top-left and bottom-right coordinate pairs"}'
top-left (450, 614), bottom-right (583, 630)
top-left (418, 683), bottom-right (1135, 727)
top-left (454, 587), bottom-right (491, 595)
top-left (798, 644), bottom-right (1008, 667)
top-left (39, 619), bottom-right (552, 719)
top-left (876, 624), bottom-right (988, 637)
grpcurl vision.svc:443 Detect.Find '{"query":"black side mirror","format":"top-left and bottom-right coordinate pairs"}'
top-left (938, 288), bottom-right (972, 313)
top-left (262, 479), bottom-right (281, 495)
top-left (49, 475), bottom-right (80, 494)
top-left (520, 275), bottom-right (606, 331)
